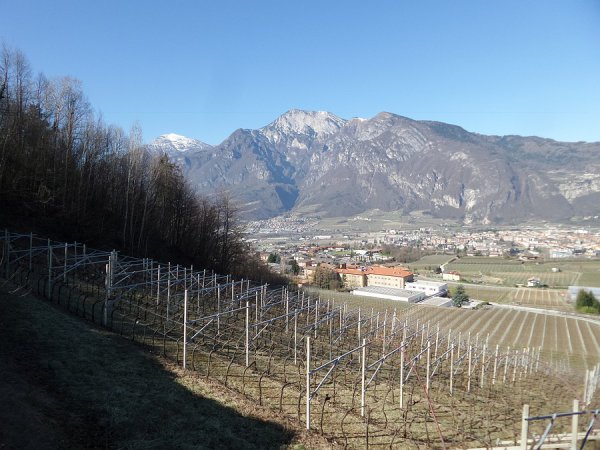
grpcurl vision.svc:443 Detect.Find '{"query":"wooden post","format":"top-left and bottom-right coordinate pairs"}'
top-left (245, 300), bottom-right (250, 367)
top-left (520, 404), bottom-right (530, 450)
top-left (183, 290), bottom-right (188, 369)
top-left (306, 336), bottom-right (311, 430)
top-left (571, 399), bottom-right (579, 450)
top-left (361, 338), bottom-right (366, 417)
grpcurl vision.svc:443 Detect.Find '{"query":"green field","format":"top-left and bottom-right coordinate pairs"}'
top-left (407, 254), bottom-right (456, 269)
top-left (444, 257), bottom-right (600, 288)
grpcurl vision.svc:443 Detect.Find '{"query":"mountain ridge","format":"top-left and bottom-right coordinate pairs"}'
top-left (146, 110), bottom-right (600, 223)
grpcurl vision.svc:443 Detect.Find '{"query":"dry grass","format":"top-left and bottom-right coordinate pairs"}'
top-left (0, 283), bottom-right (331, 450)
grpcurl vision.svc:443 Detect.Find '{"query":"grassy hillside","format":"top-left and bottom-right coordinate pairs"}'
top-left (0, 283), bottom-right (328, 449)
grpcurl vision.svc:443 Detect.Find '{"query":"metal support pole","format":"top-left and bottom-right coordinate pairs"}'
top-left (400, 341), bottom-right (405, 408)
top-left (467, 345), bottom-right (472, 392)
top-left (183, 290), bottom-right (188, 369)
top-left (493, 344), bottom-right (499, 385)
top-left (245, 300), bottom-right (250, 367)
top-left (306, 336), bottom-right (311, 430)
top-left (361, 338), bottom-right (366, 417)
top-left (450, 343), bottom-right (454, 395)
top-left (426, 340), bottom-right (431, 392)
top-left (481, 344), bottom-right (486, 388)
top-left (294, 311), bottom-right (298, 365)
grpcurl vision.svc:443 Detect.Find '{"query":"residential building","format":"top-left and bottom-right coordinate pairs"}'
top-left (365, 266), bottom-right (414, 289)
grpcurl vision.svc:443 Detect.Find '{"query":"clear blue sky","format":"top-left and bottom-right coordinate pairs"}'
top-left (2, 0), bottom-right (599, 144)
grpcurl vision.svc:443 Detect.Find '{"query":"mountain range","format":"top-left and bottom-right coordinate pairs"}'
top-left (145, 110), bottom-right (600, 224)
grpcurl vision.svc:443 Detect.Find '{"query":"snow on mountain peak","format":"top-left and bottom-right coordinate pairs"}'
top-left (264, 109), bottom-right (347, 137)
top-left (148, 133), bottom-right (211, 153)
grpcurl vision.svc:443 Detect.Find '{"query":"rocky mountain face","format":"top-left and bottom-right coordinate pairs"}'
top-left (146, 111), bottom-right (600, 223)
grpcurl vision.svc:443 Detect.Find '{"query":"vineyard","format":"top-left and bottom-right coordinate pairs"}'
top-left (2, 231), bottom-right (599, 448)
top-left (443, 257), bottom-right (600, 288)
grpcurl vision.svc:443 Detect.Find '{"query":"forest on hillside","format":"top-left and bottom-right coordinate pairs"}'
top-left (0, 45), bottom-right (281, 282)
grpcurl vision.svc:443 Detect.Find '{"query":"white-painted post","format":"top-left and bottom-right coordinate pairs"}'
top-left (156, 266), bottom-right (161, 305)
top-left (306, 336), bottom-right (311, 430)
top-left (382, 312), bottom-right (387, 355)
top-left (504, 346), bottom-right (510, 384)
top-left (426, 340), bottom-right (431, 393)
top-left (245, 300), bottom-right (250, 367)
top-left (361, 338), bottom-right (366, 417)
top-left (571, 399), bottom-right (579, 450)
top-left (450, 344), bottom-right (454, 395)
top-left (480, 344), bottom-right (486, 388)
top-left (358, 307), bottom-right (362, 345)
top-left (493, 344), bottom-right (499, 385)
top-left (314, 298), bottom-right (318, 338)
top-left (183, 290), bottom-right (188, 369)
top-left (467, 345), bottom-right (472, 392)
top-left (434, 323), bottom-right (439, 359)
top-left (520, 404), bottom-right (530, 450)
top-left (285, 291), bottom-right (289, 333)
top-left (400, 341), bottom-right (405, 408)
top-left (512, 349), bottom-right (518, 384)
top-left (294, 311), bottom-right (298, 365)
top-left (167, 262), bottom-right (171, 325)
top-left (196, 274), bottom-right (200, 312)
top-left (104, 263), bottom-right (109, 326)
top-left (217, 284), bottom-right (221, 334)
